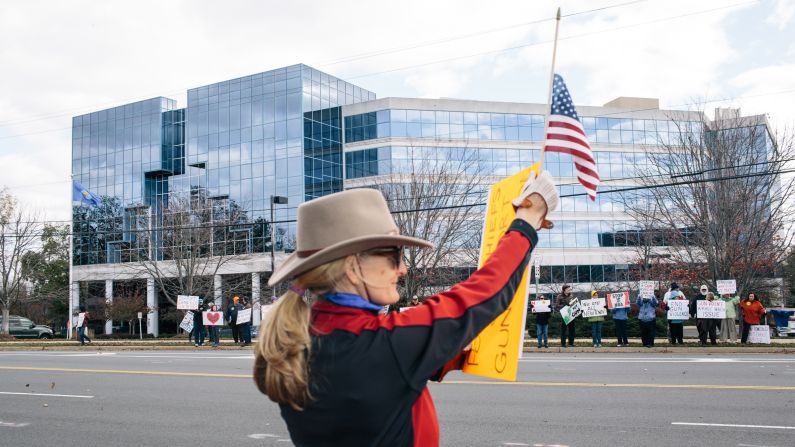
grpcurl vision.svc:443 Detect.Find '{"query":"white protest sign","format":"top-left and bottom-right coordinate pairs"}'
top-left (202, 311), bottom-right (224, 326)
top-left (580, 298), bottom-right (607, 318)
top-left (176, 295), bottom-right (200, 310)
top-left (76, 313), bottom-right (85, 328)
top-left (236, 308), bottom-right (252, 325)
top-left (748, 325), bottom-right (771, 344)
top-left (696, 300), bottom-right (726, 319)
top-left (639, 281), bottom-right (656, 298)
top-left (607, 292), bottom-right (630, 309)
top-left (260, 304), bottom-right (275, 324)
top-left (560, 298), bottom-right (582, 324)
top-left (179, 312), bottom-right (194, 333)
top-left (531, 299), bottom-right (551, 313)
top-left (716, 280), bottom-right (737, 295)
top-left (560, 305), bottom-right (576, 325)
top-left (666, 300), bottom-right (690, 320)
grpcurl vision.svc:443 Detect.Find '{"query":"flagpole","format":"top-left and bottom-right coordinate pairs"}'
top-left (539, 7), bottom-right (562, 170)
top-left (68, 176), bottom-right (74, 340)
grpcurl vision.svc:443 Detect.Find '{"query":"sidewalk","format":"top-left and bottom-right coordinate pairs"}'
top-left (522, 337), bottom-right (795, 353)
top-left (0, 337), bottom-right (793, 353)
top-left (0, 339), bottom-right (252, 351)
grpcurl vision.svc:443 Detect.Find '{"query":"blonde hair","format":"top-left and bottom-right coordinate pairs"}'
top-left (253, 257), bottom-right (349, 410)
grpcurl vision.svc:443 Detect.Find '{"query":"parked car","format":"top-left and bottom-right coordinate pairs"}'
top-left (0, 315), bottom-right (54, 339)
top-left (769, 309), bottom-right (795, 337)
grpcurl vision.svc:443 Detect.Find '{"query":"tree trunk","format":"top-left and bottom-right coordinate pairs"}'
top-left (1, 308), bottom-right (9, 334)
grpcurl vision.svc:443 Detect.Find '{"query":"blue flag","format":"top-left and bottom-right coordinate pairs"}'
top-left (72, 180), bottom-right (102, 207)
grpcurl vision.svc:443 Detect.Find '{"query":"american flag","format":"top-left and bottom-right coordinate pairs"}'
top-left (544, 74), bottom-right (600, 200)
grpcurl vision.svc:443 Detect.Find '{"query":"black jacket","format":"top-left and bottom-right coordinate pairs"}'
top-left (254, 220), bottom-right (538, 446)
top-left (225, 303), bottom-right (241, 324)
top-left (690, 295), bottom-right (706, 318)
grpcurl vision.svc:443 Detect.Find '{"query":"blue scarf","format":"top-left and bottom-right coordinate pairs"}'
top-left (323, 293), bottom-right (383, 313)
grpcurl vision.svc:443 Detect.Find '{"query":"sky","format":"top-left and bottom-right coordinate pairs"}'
top-left (1, 0), bottom-right (793, 222)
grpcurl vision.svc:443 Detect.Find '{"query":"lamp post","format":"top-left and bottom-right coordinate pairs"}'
top-left (270, 195), bottom-right (288, 275)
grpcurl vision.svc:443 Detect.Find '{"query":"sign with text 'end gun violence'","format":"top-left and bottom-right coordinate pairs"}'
top-left (463, 162), bottom-right (540, 382)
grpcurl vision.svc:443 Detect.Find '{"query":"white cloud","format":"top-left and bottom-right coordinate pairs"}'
top-left (731, 63), bottom-right (795, 131)
top-left (765, 0), bottom-right (795, 30)
top-left (0, 0), bottom-right (792, 221)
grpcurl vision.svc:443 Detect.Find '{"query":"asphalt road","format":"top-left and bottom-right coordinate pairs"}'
top-left (0, 350), bottom-right (793, 447)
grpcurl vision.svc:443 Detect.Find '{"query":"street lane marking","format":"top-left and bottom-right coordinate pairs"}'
top-left (0, 421), bottom-right (30, 428)
top-left (0, 352), bottom-right (252, 360)
top-left (672, 422), bottom-right (795, 430)
top-left (0, 391), bottom-right (94, 399)
top-left (441, 381), bottom-right (795, 391)
top-left (518, 358), bottom-right (795, 363)
top-left (2, 366), bottom-right (793, 392)
top-left (0, 366), bottom-right (249, 378)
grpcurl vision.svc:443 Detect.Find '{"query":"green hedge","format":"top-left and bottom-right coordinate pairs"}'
top-left (527, 312), bottom-right (669, 338)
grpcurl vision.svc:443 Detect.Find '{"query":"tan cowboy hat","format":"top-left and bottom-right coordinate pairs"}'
top-left (268, 189), bottom-right (433, 286)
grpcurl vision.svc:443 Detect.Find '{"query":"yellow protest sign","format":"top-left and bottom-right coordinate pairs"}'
top-left (462, 162), bottom-right (541, 381)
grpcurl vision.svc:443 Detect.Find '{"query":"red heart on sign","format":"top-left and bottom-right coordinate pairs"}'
top-left (206, 312), bottom-right (220, 324)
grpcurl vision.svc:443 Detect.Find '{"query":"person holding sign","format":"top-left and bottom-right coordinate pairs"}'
top-left (587, 290), bottom-right (606, 348)
top-left (77, 305), bottom-right (91, 345)
top-left (666, 283), bottom-right (687, 345)
top-left (720, 294), bottom-right (741, 343)
top-left (192, 298), bottom-right (206, 347)
top-left (740, 293), bottom-right (766, 344)
top-left (208, 303), bottom-right (221, 347)
top-left (610, 297), bottom-right (629, 347)
top-left (697, 292), bottom-right (719, 345)
top-left (555, 285), bottom-right (576, 347)
top-left (226, 296), bottom-right (243, 343)
top-left (636, 293), bottom-right (659, 348)
top-left (253, 175), bottom-right (558, 446)
top-left (239, 299), bottom-right (253, 346)
top-left (534, 295), bottom-right (551, 349)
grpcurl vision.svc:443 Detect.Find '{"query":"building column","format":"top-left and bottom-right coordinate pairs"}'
top-left (69, 282), bottom-right (80, 339)
top-left (146, 278), bottom-right (159, 337)
top-left (214, 274), bottom-right (223, 309)
top-left (252, 273), bottom-right (261, 326)
top-left (105, 280), bottom-right (113, 335)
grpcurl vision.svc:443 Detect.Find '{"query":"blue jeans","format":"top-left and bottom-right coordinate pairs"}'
top-left (193, 325), bottom-right (205, 345)
top-left (591, 321), bottom-right (603, 345)
top-left (209, 326), bottom-right (220, 346)
top-left (614, 319), bottom-right (628, 345)
top-left (536, 324), bottom-right (548, 347)
top-left (241, 323), bottom-right (252, 344)
top-left (78, 326), bottom-right (90, 344)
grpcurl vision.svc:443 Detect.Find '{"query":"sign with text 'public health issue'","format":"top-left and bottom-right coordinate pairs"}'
top-left (463, 162), bottom-right (540, 382)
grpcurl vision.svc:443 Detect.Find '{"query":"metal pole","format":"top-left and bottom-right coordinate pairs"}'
top-left (539, 7), bottom-right (562, 171)
top-left (270, 195), bottom-right (275, 274)
top-left (68, 176), bottom-right (74, 340)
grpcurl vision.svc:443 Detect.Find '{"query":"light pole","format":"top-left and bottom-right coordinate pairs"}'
top-left (270, 195), bottom-right (288, 276)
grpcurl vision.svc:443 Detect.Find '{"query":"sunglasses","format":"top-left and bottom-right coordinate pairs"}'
top-left (366, 246), bottom-right (404, 269)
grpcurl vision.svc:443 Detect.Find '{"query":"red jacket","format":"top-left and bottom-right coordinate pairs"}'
top-left (271, 220), bottom-right (537, 446)
top-left (741, 299), bottom-right (765, 325)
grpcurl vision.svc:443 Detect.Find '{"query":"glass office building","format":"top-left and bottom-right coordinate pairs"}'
top-left (72, 64), bottom-right (374, 267)
top-left (71, 64), bottom-right (773, 335)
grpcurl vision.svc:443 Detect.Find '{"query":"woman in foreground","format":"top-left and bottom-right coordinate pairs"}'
top-left (254, 172), bottom-right (558, 446)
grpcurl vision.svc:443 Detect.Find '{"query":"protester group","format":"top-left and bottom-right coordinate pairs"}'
top-left (531, 281), bottom-right (769, 348)
top-left (183, 295), bottom-right (255, 347)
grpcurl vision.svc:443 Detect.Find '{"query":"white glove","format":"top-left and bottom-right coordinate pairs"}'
top-left (512, 170), bottom-right (559, 213)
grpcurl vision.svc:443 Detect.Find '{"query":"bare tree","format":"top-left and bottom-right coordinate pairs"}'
top-left (622, 112), bottom-right (795, 300)
top-left (102, 290), bottom-right (149, 335)
top-left (353, 146), bottom-right (487, 304)
top-left (0, 188), bottom-right (41, 334)
top-left (127, 191), bottom-right (250, 306)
